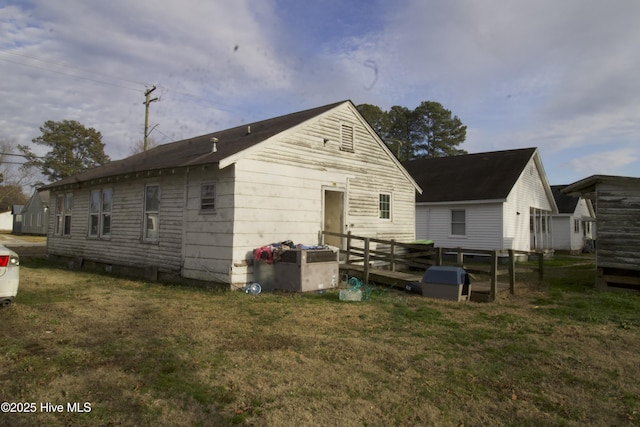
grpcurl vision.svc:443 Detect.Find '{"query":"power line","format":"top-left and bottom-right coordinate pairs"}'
top-left (0, 54), bottom-right (236, 115)
top-left (0, 48), bottom-right (150, 87)
top-left (0, 49), bottom-right (242, 115)
top-left (157, 85), bottom-right (240, 113)
top-left (0, 56), bottom-right (144, 93)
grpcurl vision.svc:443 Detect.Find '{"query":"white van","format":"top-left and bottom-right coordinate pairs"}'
top-left (0, 244), bottom-right (20, 306)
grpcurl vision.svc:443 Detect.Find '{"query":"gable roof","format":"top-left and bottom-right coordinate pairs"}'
top-left (563, 174), bottom-right (640, 198)
top-left (21, 189), bottom-right (50, 214)
top-left (403, 148), bottom-right (538, 203)
top-left (43, 100), bottom-right (349, 190)
top-left (551, 185), bottom-right (580, 214)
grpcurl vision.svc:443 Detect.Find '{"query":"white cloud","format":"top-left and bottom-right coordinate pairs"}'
top-left (1, 0), bottom-right (639, 189)
top-left (563, 147), bottom-right (639, 176)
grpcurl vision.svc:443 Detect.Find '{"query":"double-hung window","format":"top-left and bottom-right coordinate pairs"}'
top-left (379, 193), bottom-right (391, 220)
top-left (89, 189), bottom-right (112, 238)
top-left (451, 209), bottom-right (466, 236)
top-left (55, 193), bottom-right (73, 236)
top-left (144, 184), bottom-right (160, 241)
top-left (201, 183), bottom-right (216, 212)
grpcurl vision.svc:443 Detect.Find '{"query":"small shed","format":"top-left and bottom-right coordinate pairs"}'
top-left (21, 189), bottom-right (50, 235)
top-left (563, 175), bottom-right (640, 291)
top-left (0, 211), bottom-right (13, 232)
top-left (11, 205), bottom-right (23, 234)
top-left (550, 185), bottom-right (595, 253)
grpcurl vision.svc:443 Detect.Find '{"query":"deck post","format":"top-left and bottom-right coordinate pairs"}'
top-left (390, 239), bottom-right (396, 272)
top-left (435, 247), bottom-right (442, 266)
top-left (456, 247), bottom-right (463, 266)
top-left (363, 237), bottom-right (370, 284)
top-left (490, 250), bottom-right (498, 302)
top-left (508, 249), bottom-right (515, 295)
top-left (537, 250), bottom-right (544, 282)
top-left (345, 231), bottom-right (352, 264)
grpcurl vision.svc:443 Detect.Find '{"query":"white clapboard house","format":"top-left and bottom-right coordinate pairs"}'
top-left (403, 148), bottom-right (557, 252)
top-left (550, 185), bottom-right (595, 253)
top-left (42, 100), bottom-right (421, 287)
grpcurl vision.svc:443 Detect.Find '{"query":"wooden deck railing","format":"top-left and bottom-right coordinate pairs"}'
top-left (319, 230), bottom-right (546, 302)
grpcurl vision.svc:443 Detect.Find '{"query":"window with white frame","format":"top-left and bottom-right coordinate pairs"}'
top-left (55, 193), bottom-right (73, 236)
top-left (573, 219), bottom-right (580, 233)
top-left (451, 209), bottom-right (466, 236)
top-left (143, 184), bottom-right (160, 241)
top-left (201, 183), bottom-right (216, 211)
top-left (89, 189), bottom-right (112, 238)
top-left (379, 193), bottom-right (391, 220)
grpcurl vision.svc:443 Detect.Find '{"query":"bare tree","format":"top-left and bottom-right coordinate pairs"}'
top-left (0, 137), bottom-right (32, 211)
top-left (127, 137), bottom-right (160, 156)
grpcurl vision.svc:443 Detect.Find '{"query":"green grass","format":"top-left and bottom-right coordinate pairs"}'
top-left (531, 256), bottom-right (640, 327)
top-left (1, 256), bottom-right (639, 426)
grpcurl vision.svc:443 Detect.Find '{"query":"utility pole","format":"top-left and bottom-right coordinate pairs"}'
top-left (143, 86), bottom-right (159, 151)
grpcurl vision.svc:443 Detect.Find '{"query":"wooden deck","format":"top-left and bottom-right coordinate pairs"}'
top-left (340, 263), bottom-right (422, 289)
top-left (340, 263), bottom-right (513, 302)
top-left (324, 231), bottom-right (545, 302)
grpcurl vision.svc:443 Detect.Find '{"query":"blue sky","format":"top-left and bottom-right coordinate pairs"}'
top-left (1, 0), bottom-right (639, 186)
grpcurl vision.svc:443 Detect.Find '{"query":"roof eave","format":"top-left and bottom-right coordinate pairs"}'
top-left (416, 198), bottom-right (507, 206)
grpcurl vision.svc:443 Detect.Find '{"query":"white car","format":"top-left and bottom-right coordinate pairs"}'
top-left (0, 244), bottom-right (20, 307)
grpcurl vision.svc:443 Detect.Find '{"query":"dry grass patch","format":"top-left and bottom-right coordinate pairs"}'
top-left (0, 256), bottom-right (639, 426)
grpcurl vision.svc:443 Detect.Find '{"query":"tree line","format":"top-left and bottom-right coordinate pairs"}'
top-left (357, 101), bottom-right (467, 162)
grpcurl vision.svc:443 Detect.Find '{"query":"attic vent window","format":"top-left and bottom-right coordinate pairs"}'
top-left (340, 124), bottom-right (354, 152)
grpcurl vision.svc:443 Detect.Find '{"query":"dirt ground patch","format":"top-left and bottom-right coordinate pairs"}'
top-left (1, 257), bottom-right (639, 426)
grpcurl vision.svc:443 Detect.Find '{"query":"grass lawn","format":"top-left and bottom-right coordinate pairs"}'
top-left (1, 255), bottom-right (639, 426)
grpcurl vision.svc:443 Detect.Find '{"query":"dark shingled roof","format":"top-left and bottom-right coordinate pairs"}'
top-left (403, 148), bottom-right (537, 203)
top-left (551, 185), bottom-right (579, 214)
top-left (43, 100), bottom-right (348, 190)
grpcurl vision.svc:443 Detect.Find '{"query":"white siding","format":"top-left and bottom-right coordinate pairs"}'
top-left (416, 203), bottom-right (503, 249)
top-left (0, 211), bottom-right (12, 232)
top-left (552, 198), bottom-right (594, 252)
top-left (416, 206), bottom-right (429, 240)
top-left (181, 165), bottom-right (236, 283)
top-left (47, 172), bottom-right (185, 273)
top-left (551, 215), bottom-right (572, 250)
top-left (227, 102), bottom-right (416, 285)
top-left (503, 156), bottom-right (554, 251)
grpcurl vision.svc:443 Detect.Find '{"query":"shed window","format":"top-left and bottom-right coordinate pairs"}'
top-left (379, 193), bottom-right (391, 220)
top-left (340, 124), bottom-right (354, 152)
top-left (55, 194), bottom-right (73, 236)
top-left (573, 219), bottom-right (580, 233)
top-left (201, 183), bottom-right (216, 211)
top-left (144, 184), bottom-right (160, 241)
top-left (451, 209), bottom-right (466, 236)
top-left (89, 189), bottom-right (112, 238)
